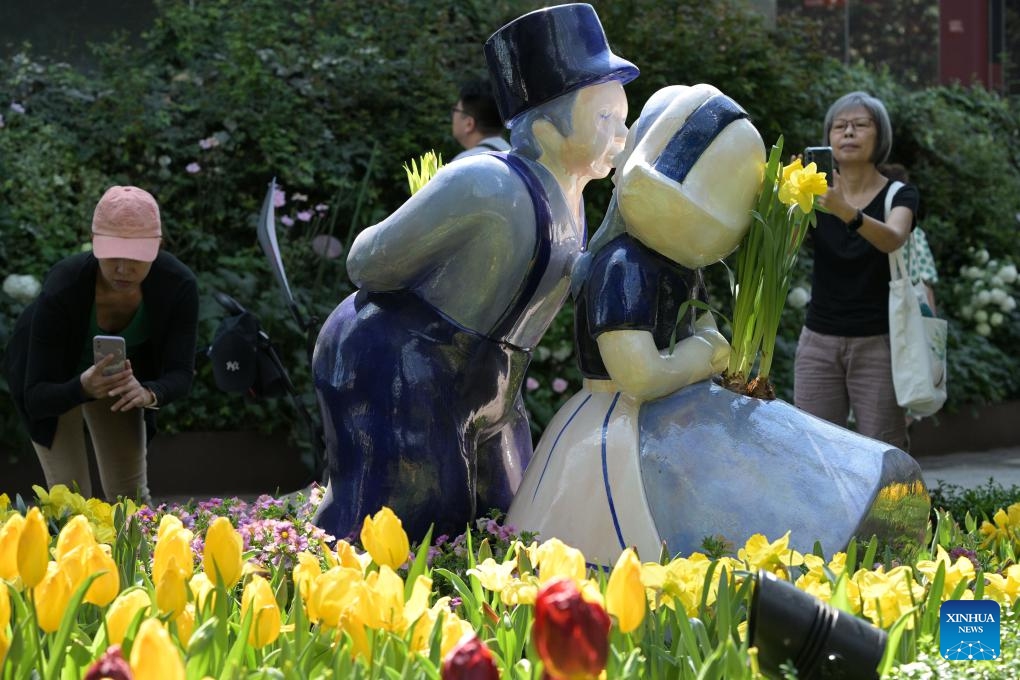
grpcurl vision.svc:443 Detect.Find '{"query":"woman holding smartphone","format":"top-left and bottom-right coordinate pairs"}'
top-left (5, 186), bottom-right (198, 502)
top-left (793, 92), bottom-right (919, 449)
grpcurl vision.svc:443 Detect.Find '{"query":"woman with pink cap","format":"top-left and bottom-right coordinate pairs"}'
top-left (5, 186), bottom-right (199, 503)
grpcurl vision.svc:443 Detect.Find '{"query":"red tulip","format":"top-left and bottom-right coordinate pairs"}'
top-left (532, 578), bottom-right (610, 680)
top-left (83, 645), bottom-right (134, 680)
top-left (441, 632), bottom-right (500, 680)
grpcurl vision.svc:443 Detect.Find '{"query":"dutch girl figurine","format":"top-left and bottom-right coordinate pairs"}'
top-left (311, 4), bottom-right (638, 541)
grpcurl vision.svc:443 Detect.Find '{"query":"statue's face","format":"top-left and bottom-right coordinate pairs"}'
top-left (560, 81), bottom-right (629, 180)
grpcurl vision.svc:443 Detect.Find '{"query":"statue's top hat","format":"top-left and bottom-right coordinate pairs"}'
top-left (485, 3), bottom-right (639, 127)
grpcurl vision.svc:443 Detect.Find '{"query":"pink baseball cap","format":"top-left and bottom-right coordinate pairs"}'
top-left (91, 186), bottom-right (162, 262)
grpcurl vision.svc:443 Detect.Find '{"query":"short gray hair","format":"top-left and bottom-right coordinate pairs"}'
top-left (823, 91), bottom-right (893, 165)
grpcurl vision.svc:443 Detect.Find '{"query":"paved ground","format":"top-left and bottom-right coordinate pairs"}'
top-left (917, 446), bottom-right (1020, 490)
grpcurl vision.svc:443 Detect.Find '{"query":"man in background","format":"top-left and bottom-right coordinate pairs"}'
top-left (451, 77), bottom-right (509, 160)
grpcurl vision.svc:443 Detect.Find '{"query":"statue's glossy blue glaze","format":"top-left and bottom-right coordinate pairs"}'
top-left (312, 4), bottom-right (637, 541)
top-left (508, 85), bottom-right (929, 564)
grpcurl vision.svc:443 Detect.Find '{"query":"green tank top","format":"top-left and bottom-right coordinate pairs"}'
top-left (78, 301), bottom-right (152, 372)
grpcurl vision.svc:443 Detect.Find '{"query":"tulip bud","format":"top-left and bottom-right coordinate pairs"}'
top-left (156, 556), bottom-right (188, 618)
top-left (293, 551), bottom-right (322, 605)
top-left (55, 514), bottom-right (97, 561)
top-left (129, 618), bottom-right (185, 680)
top-left (241, 574), bottom-right (282, 648)
top-left (175, 604), bottom-right (196, 650)
top-left (605, 548), bottom-right (646, 633)
top-left (83, 645), bottom-right (133, 680)
top-left (202, 517), bottom-right (243, 589)
top-left (17, 507), bottom-right (49, 589)
top-left (532, 578), bottom-right (610, 680)
top-left (0, 514), bottom-right (25, 582)
top-left (152, 523), bottom-right (194, 585)
top-left (360, 507), bottom-right (410, 570)
top-left (105, 589), bottom-right (152, 645)
top-left (188, 572), bottom-right (216, 612)
top-left (33, 562), bottom-right (72, 633)
top-left (83, 544), bottom-right (121, 607)
top-left (441, 632), bottom-right (500, 680)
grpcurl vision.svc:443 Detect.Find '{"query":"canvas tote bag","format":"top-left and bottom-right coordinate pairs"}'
top-left (886, 181), bottom-right (948, 418)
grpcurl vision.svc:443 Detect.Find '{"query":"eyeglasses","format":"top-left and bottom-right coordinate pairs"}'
top-left (831, 117), bottom-right (874, 133)
top-left (451, 106), bottom-right (468, 116)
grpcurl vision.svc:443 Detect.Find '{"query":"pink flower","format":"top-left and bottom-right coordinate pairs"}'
top-left (186, 162), bottom-right (201, 174)
top-left (273, 188), bottom-right (286, 208)
top-left (552, 378), bottom-right (569, 394)
top-left (280, 215), bottom-right (294, 227)
top-left (526, 377), bottom-right (540, 392)
top-left (296, 210), bottom-right (313, 222)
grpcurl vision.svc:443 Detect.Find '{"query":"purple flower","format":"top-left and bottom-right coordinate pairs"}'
top-left (552, 378), bottom-right (569, 393)
top-left (293, 192), bottom-right (308, 202)
top-left (10, 102), bottom-right (25, 114)
top-left (296, 210), bottom-right (313, 222)
top-left (185, 162), bottom-right (201, 174)
top-left (273, 188), bottom-right (286, 208)
top-left (0, 114), bottom-right (5, 128)
top-left (280, 215), bottom-right (294, 227)
top-left (526, 377), bottom-right (540, 392)
top-left (198, 135), bottom-right (220, 150)
top-left (315, 203), bottom-right (329, 213)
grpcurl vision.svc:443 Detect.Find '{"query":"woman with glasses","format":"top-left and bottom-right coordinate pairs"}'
top-left (794, 91), bottom-right (919, 450)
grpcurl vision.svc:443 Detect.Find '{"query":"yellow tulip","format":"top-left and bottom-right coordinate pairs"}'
top-left (152, 522), bottom-right (194, 585)
top-left (189, 572), bottom-right (216, 612)
top-left (0, 514), bottom-right (25, 582)
top-left (130, 618), bottom-right (185, 680)
top-left (0, 582), bottom-right (7, 662)
top-left (334, 539), bottom-right (369, 572)
top-left (82, 545), bottom-right (119, 607)
top-left (55, 514), bottom-right (96, 561)
top-left (202, 517), bottom-right (243, 589)
top-left (467, 558), bottom-right (516, 593)
top-left (309, 566), bottom-right (362, 627)
top-left (606, 548), bottom-right (645, 633)
top-left (17, 507), bottom-right (50, 589)
top-left (360, 507), bottom-right (409, 570)
top-left (156, 514), bottom-right (183, 540)
top-left (241, 574), bottom-right (282, 648)
top-left (33, 562), bottom-right (72, 633)
top-left (361, 566), bottom-right (406, 631)
top-left (156, 555), bottom-right (188, 617)
top-left (440, 611), bottom-right (476, 659)
top-left (293, 551), bottom-right (322, 605)
top-left (410, 596), bottom-right (452, 653)
top-left (175, 604), bottom-right (196, 650)
top-left (105, 588), bottom-right (152, 645)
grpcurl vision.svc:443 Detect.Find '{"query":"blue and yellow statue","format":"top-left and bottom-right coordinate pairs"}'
top-left (312, 4), bottom-right (638, 541)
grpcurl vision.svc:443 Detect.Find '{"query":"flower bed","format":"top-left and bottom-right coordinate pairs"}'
top-left (3, 485), bottom-right (1020, 678)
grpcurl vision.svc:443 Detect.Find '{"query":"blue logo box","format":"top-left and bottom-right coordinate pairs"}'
top-left (940, 599), bottom-right (1001, 661)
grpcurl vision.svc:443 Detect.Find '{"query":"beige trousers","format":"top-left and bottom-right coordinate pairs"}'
top-left (32, 397), bottom-right (151, 503)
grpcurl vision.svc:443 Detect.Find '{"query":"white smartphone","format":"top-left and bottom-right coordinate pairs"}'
top-left (93, 335), bottom-right (127, 376)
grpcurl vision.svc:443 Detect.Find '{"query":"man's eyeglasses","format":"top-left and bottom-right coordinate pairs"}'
top-left (831, 117), bottom-right (874, 133)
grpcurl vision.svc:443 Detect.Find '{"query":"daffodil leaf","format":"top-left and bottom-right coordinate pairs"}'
top-left (877, 607), bottom-right (917, 677)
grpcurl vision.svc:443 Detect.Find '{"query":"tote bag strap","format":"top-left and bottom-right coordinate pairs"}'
top-left (886, 180), bottom-right (908, 281)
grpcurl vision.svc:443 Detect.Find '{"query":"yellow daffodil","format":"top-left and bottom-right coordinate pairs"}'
top-left (202, 517), bottom-right (243, 589)
top-left (467, 557), bottom-right (517, 593)
top-left (0, 513), bottom-right (25, 583)
top-left (606, 548), bottom-right (645, 633)
top-left (241, 574), bottom-right (282, 648)
top-left (979, 503), bottom-right (1020, 548)
top-left (17, 507), bottom-right (50, 589)
top-left (105, 588), bottom-right (152, 645)
top-left (293, 551), bottom-right (322, 604)
top-left (156, 555), bottom-right (188, 617)
top-left (915, 545), bottom-right (976, 599)
top-left (33, 562), bottom-right (72, 633)
top-left (152, 521), bottom-right (194, 585)
top-left (532, 538), bottom-right (587, 584)
top-left (778, 159), bottom-right (828, 213)
top-left (360, 507), bottom-right (410, 570)
top-left (854, 566), bottom-right (924, 629)
top-left (130, 618), bottom-right (185, 680)
top-left (983, 564), bottom-right (1020, 606)
top-left (738, 532), bottom-right (804, 577)
top-left (84, 498), bottom-right (117, 544)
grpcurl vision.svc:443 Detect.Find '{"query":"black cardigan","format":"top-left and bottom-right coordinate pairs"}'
top-left (5, 251), bottom-right (199, 447)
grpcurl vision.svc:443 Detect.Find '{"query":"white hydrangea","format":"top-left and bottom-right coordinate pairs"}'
top-left (787, 285), bottom-right (810, 309)
top-left (976, 322), bottom-right (992, 336)
top-left (977, 249), bottom-right (990, 264)
top-left (1003, 297), bottom-right (1017, 312)
top-left (990, 312), bottom-right (1004, 326)
top-left (989, 288), bottom-right (1008, 305)
top-left (3, 273), bottom-right (41, 303)
top-left (1000, 263), bottom-right (1018, 284)
top-left (974, 309), bottom-right (988, 323)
